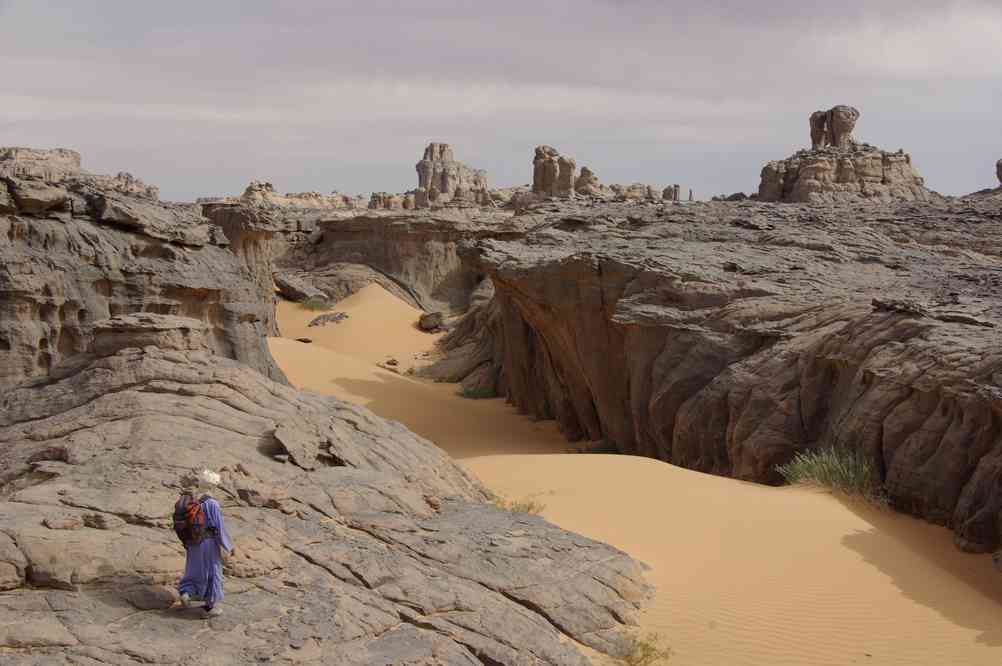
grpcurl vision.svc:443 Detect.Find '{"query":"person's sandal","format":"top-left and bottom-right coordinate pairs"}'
top-left (179, 593), bottom-right (191, 608)
top-left (204, 606), bottom-right (222, 617)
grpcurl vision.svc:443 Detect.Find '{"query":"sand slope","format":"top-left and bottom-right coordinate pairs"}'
top-left (270, 284), bottom-right (1002, 666)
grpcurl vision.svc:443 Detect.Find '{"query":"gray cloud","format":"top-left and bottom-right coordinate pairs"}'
top-left (1, 0), bottom-right (1000, 200)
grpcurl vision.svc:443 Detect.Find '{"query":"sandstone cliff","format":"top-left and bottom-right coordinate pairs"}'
top-left (759, 107), bottom-right (938, 203)
top-left (430, 198), bottom-right (1002, 556)
top-left (0, 314), bottom-right (651, 664)
top-left (0, 149), bottom-right (284, 388)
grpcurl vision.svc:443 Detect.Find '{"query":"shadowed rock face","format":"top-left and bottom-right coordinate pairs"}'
top-left (275, 208), bottom-right (542, 313)
top-left (0, 314), bottom-right (651, 664)
top-left (431, 198), bottom-right (1002, 555)
top-left (0, 154), bottom-right (285, 388)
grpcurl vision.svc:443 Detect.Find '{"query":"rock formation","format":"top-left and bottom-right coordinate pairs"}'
top-left (424, 197), bottom-right (1002, 558)
top-left (759, 107), bottom-right (936, 203)
top-left (809, 105), bottom-right (860, 150)
top-left (368, 191), bottom-right (405, 210)
top-left (275, 208), bottom-right (531, 313)
top-left (574, 166), bottom-right (603, 196)
top-left (236, 180), bottom-right (363, 209)
top-left (532, 146), bottom-right (577, 198)
top-left (415, 143), bottom-right (490, 207)
top-left (0, 149), bottom-right (284, 388)
top-left (0, 313), bottom-right (651, 663)
top-left (997, 158), bottom-right (1002, 186)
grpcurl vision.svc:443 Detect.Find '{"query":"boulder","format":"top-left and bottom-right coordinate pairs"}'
top-left (2, 177), bottom-right (69, 215)
top-left (418, 311), bottom-right (444, 332)
top-left (274, 272), bottom-right (327, 302)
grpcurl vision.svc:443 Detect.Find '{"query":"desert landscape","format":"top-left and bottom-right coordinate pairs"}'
top-left (2, 2), bottom-right (1002, 665)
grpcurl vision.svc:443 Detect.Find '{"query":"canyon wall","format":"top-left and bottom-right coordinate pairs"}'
top-left (438, 198), bottom-right (1002, 554)
top-left (0, 149), bottom-right (285, 388)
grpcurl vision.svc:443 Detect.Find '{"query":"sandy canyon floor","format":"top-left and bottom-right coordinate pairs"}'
top-left (269, 285), bottom-right (1002, 666)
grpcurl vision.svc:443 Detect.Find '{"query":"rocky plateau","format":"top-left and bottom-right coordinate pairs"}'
top-left (0, 148), bottom-right (653, 664)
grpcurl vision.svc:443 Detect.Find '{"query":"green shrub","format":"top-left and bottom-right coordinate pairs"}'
top-left (622, 632), bottom-right (672, 665)
top-left (776, 446), bottom-right (883, 500)
top-left (300, 297), bottom-right (331, 311)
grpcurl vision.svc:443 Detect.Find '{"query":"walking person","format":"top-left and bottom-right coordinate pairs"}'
top-left (173, 468), bottom-right (235, 617)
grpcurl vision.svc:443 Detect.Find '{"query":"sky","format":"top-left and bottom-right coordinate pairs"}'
top-left (1, 0), bottom-right (1000, 201)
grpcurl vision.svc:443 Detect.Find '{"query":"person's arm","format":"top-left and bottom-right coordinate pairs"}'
top-left (205, 499), bottom-right (234, 554)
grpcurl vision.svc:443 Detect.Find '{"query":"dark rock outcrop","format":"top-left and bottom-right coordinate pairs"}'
top-left (0, 153), bottom-right (284, 389)
top-left (0, 313), bottom-right (651, 663)
top-left (437, 198), bottom-right (1002, 556)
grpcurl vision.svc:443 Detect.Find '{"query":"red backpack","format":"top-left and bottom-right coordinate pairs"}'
top-left (172, 494), bottom-right (209, 546)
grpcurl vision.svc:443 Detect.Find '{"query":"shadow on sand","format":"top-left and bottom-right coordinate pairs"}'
top-left (838, 497), bottom-right (1002, 646)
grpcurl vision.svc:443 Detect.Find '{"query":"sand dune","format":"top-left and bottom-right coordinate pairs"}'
top-left (270, 284), bottom-right (1002, 666)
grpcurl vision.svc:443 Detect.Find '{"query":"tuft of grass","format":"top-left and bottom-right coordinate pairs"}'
top-left (622, 632), bottom-right (672, 665)
top-left (300, 296), bottom-right (332, 311)
top-left (491, 492), bottom-right (546, 515)
top-left (776, 446), bottom-right (884, 501)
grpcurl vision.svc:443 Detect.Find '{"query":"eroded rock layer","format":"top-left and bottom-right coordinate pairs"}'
top-left (276, 209), bottom-right (540, 313)
top-left (0, 157), bottom-right (284, 388)
top-left (0, 314), bottom-right (651, 664)
top-left (442, 198), bottom-right (1002, 554)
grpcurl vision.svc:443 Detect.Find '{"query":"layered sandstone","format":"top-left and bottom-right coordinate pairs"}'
top-left (275, 208), bottom-right (531, 313)
top-left (415, 143), bottom-right (490, 207)
top-left (532, 145), bottom-right (576, 198)
top-left (759, 107), bottom-right (937, 203)
top-left (236, 180), bottom-right (364, 209)
top-left (0, 150), bottom-right (285, 388)
top-left (427, 197), bottom-right (1002, 557)
top-left (0, 314), bottom-right (650, 663)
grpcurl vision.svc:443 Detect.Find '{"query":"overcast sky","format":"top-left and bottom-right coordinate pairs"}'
top-left (2, 0), bottom-right (1000, 201)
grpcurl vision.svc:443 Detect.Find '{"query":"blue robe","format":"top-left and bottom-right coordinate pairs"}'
top-left (177, 495), bottom-right (233, 608)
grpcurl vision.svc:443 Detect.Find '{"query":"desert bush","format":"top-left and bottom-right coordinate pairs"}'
top-left (622, 632), bottom-right (672, 665)
top-left (300, 297), bottom-right (331, 311)
top-left (491, 493), bottom-right (546, 515)
top-left (776, 446), bottom-right (883, 500)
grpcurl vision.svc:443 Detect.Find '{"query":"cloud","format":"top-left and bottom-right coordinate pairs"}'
top-left (0, 0), bottom-right (1000, 199)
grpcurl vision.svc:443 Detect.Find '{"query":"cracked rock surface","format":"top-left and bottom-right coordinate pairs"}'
top-left (0, 314), bottom-right (651, 664)
top-left (431, 197), bottom-right (1002, 556)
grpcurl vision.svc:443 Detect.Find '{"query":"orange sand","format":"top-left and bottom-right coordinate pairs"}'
top-left (270, 284), bottom-right (1002, 666)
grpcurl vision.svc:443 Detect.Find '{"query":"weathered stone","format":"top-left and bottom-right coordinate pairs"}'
top-left (273, 272), bottom-right (326, 302)
top-left (0, 313), bottom-right (651, 663)
top-left (42, 516), bottom-right (83, 531)
top-left (0, 181), bottom-right (15, 213)
top-left (0, 147), bottom-right (81, 181)
top-left (532, 146), bottom-right (576, 198)
top-left (997, 158), bottom-right (1002, 186)
top-left (440, 197), bottom-right (1002, 556)
top-left (82, 513), bottom-right (127, 530)
top-left (761, 107), bottom-right (936, 204)
top-left (308, 311), bottom-right (349, 327)
top-left (415, 143), bottom-right (489, 207)
top-left (418, 311), bottom-right (444, 332)
top-left (3, 177), bottom-right (69, 214)
top-left (1, 162), bottom-right (285, 389)
top-left (124, 585), bottom-right (178, 610)
top-left (368, 192), bottom-right (404, 210)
